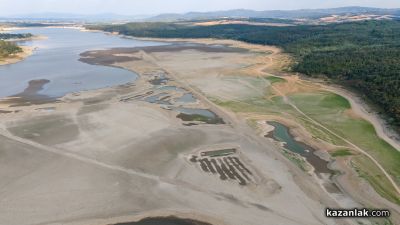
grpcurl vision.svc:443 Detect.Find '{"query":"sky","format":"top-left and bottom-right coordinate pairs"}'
top-left (0, 0), bottom-right (399, 16)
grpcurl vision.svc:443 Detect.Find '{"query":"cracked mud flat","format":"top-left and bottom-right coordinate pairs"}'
top-left (0, 40), bottom-right (380, 225)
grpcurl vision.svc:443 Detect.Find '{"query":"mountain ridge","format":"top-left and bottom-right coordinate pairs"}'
top-left (1, 6), bottom-right (399, 22)
top-left (148, 6), bottom-right (400, 21)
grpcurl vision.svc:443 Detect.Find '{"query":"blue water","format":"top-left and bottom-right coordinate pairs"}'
top-left (175, 93), bottom-right (197, 103)
top-left (0, 28), bottom-right (163, 97)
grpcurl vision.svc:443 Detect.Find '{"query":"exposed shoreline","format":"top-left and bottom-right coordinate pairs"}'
top-left (4, 34), bottom-right (47, 42)
top-left (72, 39), bottom-right (352, 224)
top-left (0, 28), bottom-right (396, 225)
top-left (119, 36), bottom-right (400, 151)
top-left (0, 46), bottom-right (339, 225)
top-left (0, 45), bottom-right (35, 66)
top-left (0, 27), bottom-right (47, 66)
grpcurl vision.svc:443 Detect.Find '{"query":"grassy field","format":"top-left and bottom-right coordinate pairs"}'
top-left (264, 76), bottom-right (286, 84)
top-left (352, 155), bottom-right (400, 205)
top-left (331, 149), bottom-right (353, 157)
top-left (289, 92), bottom-right (400, 187)
top-left (212, 75), bottom-right (400, 205)
top-left (214, 95), bottom-right (293, 117)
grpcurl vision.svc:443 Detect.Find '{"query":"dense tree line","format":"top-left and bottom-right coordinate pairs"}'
top-left (89, 20), bottom-right (400, 126)
top-left (0, 33), bottom-right (32, 40)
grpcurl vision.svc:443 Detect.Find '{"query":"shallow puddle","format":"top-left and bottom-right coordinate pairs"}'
top-left (157, 85), bottom-right (185, 92)
top-left (175, 107), bottom-right (224, 124)
top-left (175, 93), bottom-right (197, 103)
top-left (144, 93), bottom-right (172, 105)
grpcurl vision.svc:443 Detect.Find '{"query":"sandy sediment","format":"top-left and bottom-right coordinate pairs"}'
top-left (0, 42), bottom-right (349, 225)
top-left (157, 37), bottom-right (400, 149)
top-left (1, 34), bottom-right (398, 225)
top-left (0, 46), bottom-right (35, 66)
top-left (96, 40), bottom-right (400, 222)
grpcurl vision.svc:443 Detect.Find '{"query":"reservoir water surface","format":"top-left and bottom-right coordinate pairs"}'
top-left (0, 27), bottom-right (162, 98)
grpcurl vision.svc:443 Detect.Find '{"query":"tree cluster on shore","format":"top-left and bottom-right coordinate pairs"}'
top-left (0, 33), bottom-right (32, 40)
top-left (0, 33), bottom-right (33, 59)
top-left (0, 40), bottom-right (22, 58)
top-left (88, 20), bottom-right (400, 128)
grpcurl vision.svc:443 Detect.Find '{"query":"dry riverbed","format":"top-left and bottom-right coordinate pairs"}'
top-left (0, 36), bottom-right (398, 225)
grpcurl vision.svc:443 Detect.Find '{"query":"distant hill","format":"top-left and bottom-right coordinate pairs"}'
top-left (1, 6), bottom-right (400, 23)
top-left (147, 7), bottom-right (400, 21)
top-left (0, 13), bottom-right (149, 22)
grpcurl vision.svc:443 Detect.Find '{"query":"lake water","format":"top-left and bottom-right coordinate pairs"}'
top-left (0, 28), bottom-right (163, 98)
top-left (267, 121), bottom-right (333, 174)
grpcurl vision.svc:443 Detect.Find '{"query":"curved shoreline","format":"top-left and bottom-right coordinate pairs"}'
top-left (322, 84), bottom-right (400, 151)
top-left (1, 28), bottom-right (390, 225)
top-left (2, 29), bottom-right (398, 223)
top-left (0, 46), bottom-right (34, 66)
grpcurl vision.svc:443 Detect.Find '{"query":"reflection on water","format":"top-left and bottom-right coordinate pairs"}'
top-left (0, 28), bottom-right (163, 98)
top-left (144, 93), bottom-right (172, 105)
top-left (175, 107), bottom-right (225, 124)
top-left (267, 121), bottom-right (333, 174)
top-left (176, 107), bottom-right (217, 118)
top-left (175, 93), bottom-right (197, 103)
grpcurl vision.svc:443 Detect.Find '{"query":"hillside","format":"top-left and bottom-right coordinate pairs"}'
top-left (147, 7), bottom-right (400, 21)
top-left (88, 20), bottom-right (400, 129)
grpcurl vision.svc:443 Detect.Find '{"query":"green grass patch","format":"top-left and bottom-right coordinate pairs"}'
top-left (352, 155), bottom-right (400, 205)
top-left (214, 88), bottom-right (400, 205)
top-left (289, 91), bottom-right (400, 200)
top-left (212, 96), bottom-right (293, 115)
top-left (331, 148), bottom-right (353, 157)
top-left (289, 92), bottom-right (350, 112)
top-left (264, 76), bottom-right (286, 84)
top-left (297, 117), bottom-right (347, 146)
top-left (213, 93), bottom-right (347, 146)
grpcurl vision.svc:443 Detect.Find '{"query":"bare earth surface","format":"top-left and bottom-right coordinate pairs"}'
top-left (0, 46), bottom-right (34, 66)
top-left (0, 35), bottom-right (399, 225)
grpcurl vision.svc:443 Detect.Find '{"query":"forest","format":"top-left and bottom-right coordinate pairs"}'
top-left (0, 33), bottom-right (32, 40)
top-left (88, 20), bottom-right (400, 127)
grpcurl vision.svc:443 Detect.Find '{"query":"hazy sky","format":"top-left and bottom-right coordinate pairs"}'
top-left (1, 0), bottom-right (399, 16)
